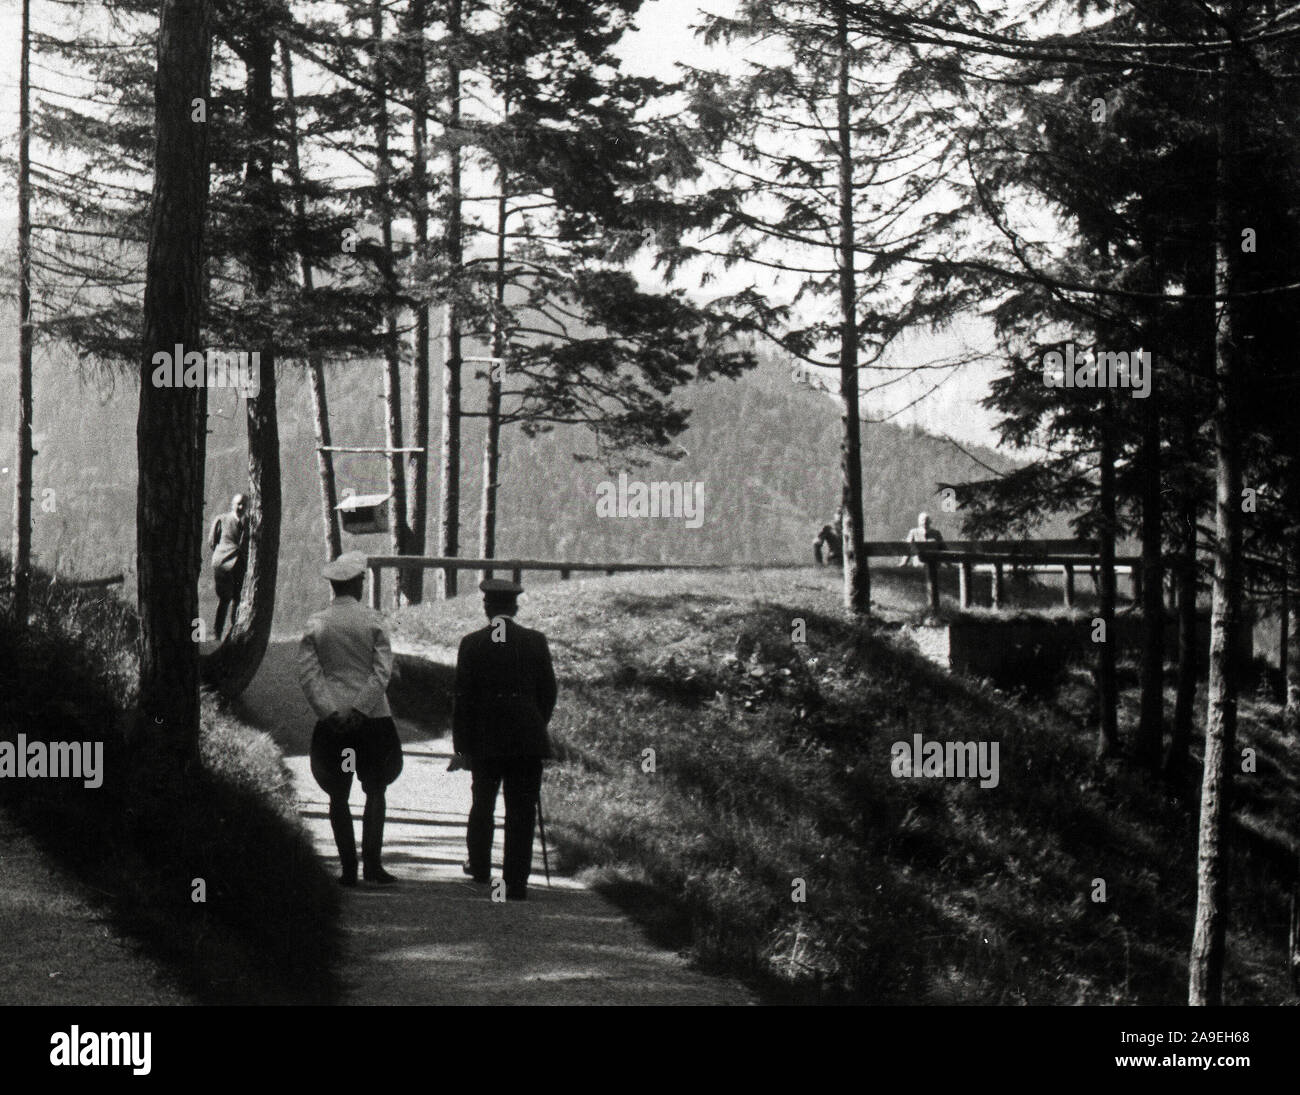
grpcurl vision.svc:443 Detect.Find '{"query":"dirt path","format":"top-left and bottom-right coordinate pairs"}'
top-left (245, 636), bottom-right (754, 1005)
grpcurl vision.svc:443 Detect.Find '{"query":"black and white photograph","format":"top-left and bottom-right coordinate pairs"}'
top-left (0, 0), bottom-right (1296, 1069)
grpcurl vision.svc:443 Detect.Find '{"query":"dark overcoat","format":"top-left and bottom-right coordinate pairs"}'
top-left (452, 617), bottom-right (557, 760)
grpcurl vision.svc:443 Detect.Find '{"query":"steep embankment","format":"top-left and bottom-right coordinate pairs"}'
top-left (392, 567), bottom-right (1300, 1005)
top-left (0, 563), bottom-right (342, 1005)
top-left (0, 808), bottom-right (190, 1005)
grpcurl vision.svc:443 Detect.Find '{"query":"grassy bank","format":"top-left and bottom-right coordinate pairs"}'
top-left (393, 566), bottom-right (1299, 1004)
top-left (0, 565), bottom-right (340, 1005)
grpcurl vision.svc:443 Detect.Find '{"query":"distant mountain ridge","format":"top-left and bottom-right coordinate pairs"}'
top-left (0, 333), bottom-right (1038, 631)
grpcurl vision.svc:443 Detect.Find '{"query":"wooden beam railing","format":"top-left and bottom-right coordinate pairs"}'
top-left (361, 555), bottom-right (803, 609)
top-left (63, 573), bottom-right (126, 592)
top-left (890, 543), bottom-right (1141, 612)
top-left (362, 543), bottom-right (1140, 612)
top-left (858, 539), bottom-right (1098, 557)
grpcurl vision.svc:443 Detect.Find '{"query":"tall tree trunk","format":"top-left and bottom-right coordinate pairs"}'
top-left (136, 0), bottom-right (213, 759)
top-left (1287, 536), bottom-right (1300, 731)
top-left (1279, 565), bottom-right (1288, 706)
top-left (281, 41), bottom-right (340, 562)
top-left (1190, 9), bottom-right (1244, 1004)
top-left (1135, 370), bottom-right (1165, 767)
top-left (437, 0), bottom-right (463, 598)
top-left (374, 0), bottom-right (409, 594)
top-left (402, 0), bottom-right (431, 603)
top-left (835, 2), bottom-right (868, 614)
top-left (201, 24), bottom-right (280, 698)
top-left (480, 166), bottom-right (508, 560)
top-left (1168, 232), bottom-right (1214, 778)
top-left (1096, 389), bottom-right (1119, 758)
top-left (1167, 497), bottom-right (1199, 776)
top-left (11, 0), bottom-right (33, 624)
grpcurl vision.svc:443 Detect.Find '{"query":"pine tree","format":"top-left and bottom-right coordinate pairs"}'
top-left (440, 0), bottom-right (755, 560)
top-left (135, 0), bottom-right (213, 759)
top-left (28, 0), bottom-right (386, 695)
top-left (683, 0), bottom-right (964, 613)
top-left (11, 0), bottom-right (34, 624)
top-left (281, 40), bottom-right (342, 561)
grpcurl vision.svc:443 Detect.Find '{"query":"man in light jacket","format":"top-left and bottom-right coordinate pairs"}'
top-left (297, 551), bottom-right (403, 886)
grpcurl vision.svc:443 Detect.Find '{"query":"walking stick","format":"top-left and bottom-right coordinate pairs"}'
top-left (536, 792), bottom-right (551, 887)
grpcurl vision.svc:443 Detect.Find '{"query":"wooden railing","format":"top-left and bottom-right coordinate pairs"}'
top-left (858, 540), bottom-right (1141, 611)
top-left (364, 542), bottom-right (1140, 612)
top-left (361, 555), bottom-right (803, 609)
top-left (62, 573), bottom-right (126, 592)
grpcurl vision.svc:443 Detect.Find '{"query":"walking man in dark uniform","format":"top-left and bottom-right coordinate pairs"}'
top-left (209, 493), bottom-right (249, 640)
top-left (297, 551), bottom-right (404, 886)
top-left (450, 579), bottom-right (557, 901)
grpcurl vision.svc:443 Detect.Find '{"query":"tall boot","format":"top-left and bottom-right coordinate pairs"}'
top-left (328, 795), bottom-right (357, 886)
top-left (362, 790), bottom-right (396, 884)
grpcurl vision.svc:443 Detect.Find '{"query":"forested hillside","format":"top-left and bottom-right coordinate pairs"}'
top-left (0, 333), bottom-right (1030, 629)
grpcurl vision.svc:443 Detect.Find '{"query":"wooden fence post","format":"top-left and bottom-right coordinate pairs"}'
top-left (369, 565), bottom-right (381, 610)
top-left (512, 566), bottom-right (523, 586)
top-left (992, 563), bottom-right (1005, 609)
top-left (959, 561), bottom-right (973, 609)
top-left (1063, 564), bottom-right (1075, 608)
top-left (1130, 563), bottom-right (1143, 602)
top-left (560, 568), bottom-right (571, 581)
top-left (926, 558), bottom-right (940, 613)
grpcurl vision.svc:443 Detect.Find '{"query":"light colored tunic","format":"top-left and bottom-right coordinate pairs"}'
top-left (296, 595), bottom-right (394, 720)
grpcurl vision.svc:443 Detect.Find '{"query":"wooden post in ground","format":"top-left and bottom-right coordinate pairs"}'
top-left (443, 565), bottom-right (455, 597)
top-left (925, 557), bottom-right (940, 613)
top-left (512, 566), bottom-right (522, 585)
top-left (992, 563), bottom-right (1005, 609)
top-left (959, 561), bottom-right (973, 609)
top-left (1063, 564), bottom-right (1075, 608)
top-left (369, 565), bottom-right (381, 610)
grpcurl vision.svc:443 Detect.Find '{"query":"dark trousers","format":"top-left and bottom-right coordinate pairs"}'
top-left (213, 567), bottom-right (244, 639)
top-left (327, 788), bottom-right (388, 880)
top-left (311, 717), bottom-right (403, 881)
top-left (467, 757), bottom-right (543, 892)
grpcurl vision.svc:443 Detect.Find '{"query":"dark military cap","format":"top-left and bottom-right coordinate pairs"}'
top-left (479, 578), bottom-right (523, 595)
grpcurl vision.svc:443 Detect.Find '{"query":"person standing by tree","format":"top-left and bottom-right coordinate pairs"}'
top-left (209, 493), bottom-right (249, 640)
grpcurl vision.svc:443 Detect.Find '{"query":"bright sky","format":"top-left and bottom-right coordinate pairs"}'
top-left (0, 0), bottom-right (1008, 449)
top-left (618, 0), bottom-right (1006, 449)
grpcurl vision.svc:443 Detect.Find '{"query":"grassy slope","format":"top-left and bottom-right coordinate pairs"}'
top-left (393, 567), bottom-right (1299, 1005)
top-left (0, 566), bottom-right (341, 1005)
